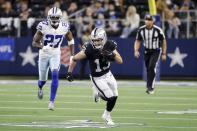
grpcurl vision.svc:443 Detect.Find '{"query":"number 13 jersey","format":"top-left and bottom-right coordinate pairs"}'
top-left (84, 41), bottom-right (113, 77)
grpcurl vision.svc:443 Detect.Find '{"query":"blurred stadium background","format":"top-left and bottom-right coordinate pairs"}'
top-left (0, 0), bottom-right (197, 130)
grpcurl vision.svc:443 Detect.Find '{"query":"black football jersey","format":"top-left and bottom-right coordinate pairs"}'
top-left (84, 40), bottom-right (116, 77)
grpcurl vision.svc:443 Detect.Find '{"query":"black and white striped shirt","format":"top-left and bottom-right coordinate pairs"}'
top-left (136, 25), bottom-right (165, 50)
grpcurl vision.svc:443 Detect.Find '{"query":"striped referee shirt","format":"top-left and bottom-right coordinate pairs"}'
top-left (136, 25), bottom-right (165, 50)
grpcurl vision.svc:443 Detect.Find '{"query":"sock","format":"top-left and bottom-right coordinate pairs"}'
top-left (106, 96), bottom-right (118, 112)
top-left (38, 81), bottom-right (46, 89)
top-left (104, 109), bottom-right (110, 116)
top-left (50, 70), bottom-right (59, 102)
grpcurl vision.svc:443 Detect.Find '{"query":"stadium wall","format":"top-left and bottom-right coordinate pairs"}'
top-left (0, 37), bottom-right (196, 78)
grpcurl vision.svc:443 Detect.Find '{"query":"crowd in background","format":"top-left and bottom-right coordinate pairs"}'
top-left (0, 0), bottom-right (197, 38)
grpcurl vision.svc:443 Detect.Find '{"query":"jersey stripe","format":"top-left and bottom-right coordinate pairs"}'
top-left (136, 25), bottom-right (165, 50)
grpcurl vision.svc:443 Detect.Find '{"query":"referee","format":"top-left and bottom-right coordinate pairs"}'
top-left (134, 14), bottom-right (167, 94)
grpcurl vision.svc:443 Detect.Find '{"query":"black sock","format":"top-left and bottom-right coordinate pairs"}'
top-left (106, 96), bottom-right (118, 112)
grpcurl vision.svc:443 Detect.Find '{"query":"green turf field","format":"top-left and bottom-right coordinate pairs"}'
top-left (0, 80), bottom-right (197, 131)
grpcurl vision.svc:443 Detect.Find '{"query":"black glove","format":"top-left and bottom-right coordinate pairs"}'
top-left (101, 41), bottom-right (117, 61)
top-left (102, 41), bottom-right (117, 52)
top-left (66, 72), bottom-right (73, 82)
top-left (102, 50), bottom-right (116, 61)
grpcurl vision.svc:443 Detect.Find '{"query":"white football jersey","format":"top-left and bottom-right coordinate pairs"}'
top-left (36, 20), bottom-right (70, 57)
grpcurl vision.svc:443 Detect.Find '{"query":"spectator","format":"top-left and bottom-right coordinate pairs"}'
top-left (179, 0), bottom-right (196, 37)
top-left (105, 4), bottom-right (121, 36)
top-left (19, 1), bottom-right (30, 36)
top-left (0, 1), bottom-right (17, 37)
top-left (92, 1), bottom-right (105, 18)
top-left (95, 13), bottom-right (106, 28)
top-left (82, 7), bottom-right (94, 35)
top-left (67, 2), bottom-right (78, 15)
top-left (120, 5), bottom-right (140, 38)
top-left (166, 10), bottom-right (181, 38)
top-left (156, 0), bottom-right (169, 15)
top-left (106, 15), bottom-right (120, 36)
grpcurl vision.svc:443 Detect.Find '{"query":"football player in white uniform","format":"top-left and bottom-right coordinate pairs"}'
top-left (32, 7), bottom-right (75, 110)
top-left (66, 27), bottom-right (123, 125)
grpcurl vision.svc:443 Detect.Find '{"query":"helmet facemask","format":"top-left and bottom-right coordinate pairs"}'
top-left (91, 38), bottom-right (104, 50)
top-left (48, 15), bottom-right (61, 27)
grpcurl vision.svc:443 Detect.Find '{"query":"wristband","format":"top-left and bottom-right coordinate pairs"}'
top-left (68, 39), bottom-right (74, 45)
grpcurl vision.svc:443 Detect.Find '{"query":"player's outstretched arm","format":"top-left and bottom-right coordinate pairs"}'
top-left (67, 51), bottom-right (87, 81)
top-left (113, 49), bottom-right (123, 64)
top-left (32, 30), bottom-right (43, 49)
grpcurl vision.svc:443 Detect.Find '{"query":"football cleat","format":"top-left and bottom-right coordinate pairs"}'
top-left (37, 88), bottom-right (43, 99)
top-left (146, 89), bottom-right (154, 94)
top-left (48, 101), bottom-right (54, 110)
top-left (102, 112), bottom-right (115, 126)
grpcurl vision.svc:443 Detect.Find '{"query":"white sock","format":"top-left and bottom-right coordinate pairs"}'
top-left (104, 109), bottom-right (110, 116)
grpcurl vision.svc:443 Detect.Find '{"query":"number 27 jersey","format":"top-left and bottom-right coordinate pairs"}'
top-left (36, 20), bottom-right (70, 56)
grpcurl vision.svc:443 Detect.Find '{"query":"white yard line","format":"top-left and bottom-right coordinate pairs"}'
top-left (0, 106), bottom-right (197, 114)
top-left (0, 94), bottom-right (196, 100)
top-left (0, 100), bottom-right (196, 106)
top-left (0, 114), bottom-right (197, 121)
top-left (0, 121), bottom-right (197, 129)
top-left (0, 80), bottom-right (197, 87)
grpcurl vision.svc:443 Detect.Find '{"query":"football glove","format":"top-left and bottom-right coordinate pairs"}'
top-left (102, 41), bottom-right (117, 52)
top-left (66, 72), bottom-right (73, 82)
top-left (102, 50), bottom-right (116, 61)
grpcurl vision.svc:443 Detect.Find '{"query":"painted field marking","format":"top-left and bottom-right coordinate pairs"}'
top-left (0, 100), bottom-right (196, 106)
top-left (0, 114), bottom-right (197, 121)
top-left (157, 109), bottom-right (197, 114)
top-left (0, 94), bottom-right (196, 101)
top-left (0, 120), bottom-right (197, 129)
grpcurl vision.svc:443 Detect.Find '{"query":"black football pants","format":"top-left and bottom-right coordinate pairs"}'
top-left (144, 50), bottom-right (161, 91)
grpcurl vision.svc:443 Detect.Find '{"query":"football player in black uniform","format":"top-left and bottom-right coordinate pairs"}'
top-left (66, 27), bottom-right (123, 125)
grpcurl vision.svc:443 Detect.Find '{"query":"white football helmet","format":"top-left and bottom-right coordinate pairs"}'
top-left (47, 7), bottom-right (62, 27)
top-left (90, 27), bottom-right (107, 49)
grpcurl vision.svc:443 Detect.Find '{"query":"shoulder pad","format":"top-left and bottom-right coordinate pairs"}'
top-left (83, 42), bottom-right (92, 49)
top-left (36, 20), bottom-right (49, 32)
top-left (61, 21), bottom-right (70, 31)
top-left (110, 40), bottom-right (117, 47)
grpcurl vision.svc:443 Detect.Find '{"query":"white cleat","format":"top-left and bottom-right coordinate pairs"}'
top-left (48, 101), bottom-right (54, 111)
top-left (37, 88), bottom-right (43, 99)
top-left (102, 113), bottom-right (115, 126)
top-left (146, 89), bottom-right (154, 95)
top-left (149, 90), bottom-right (154, 94)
